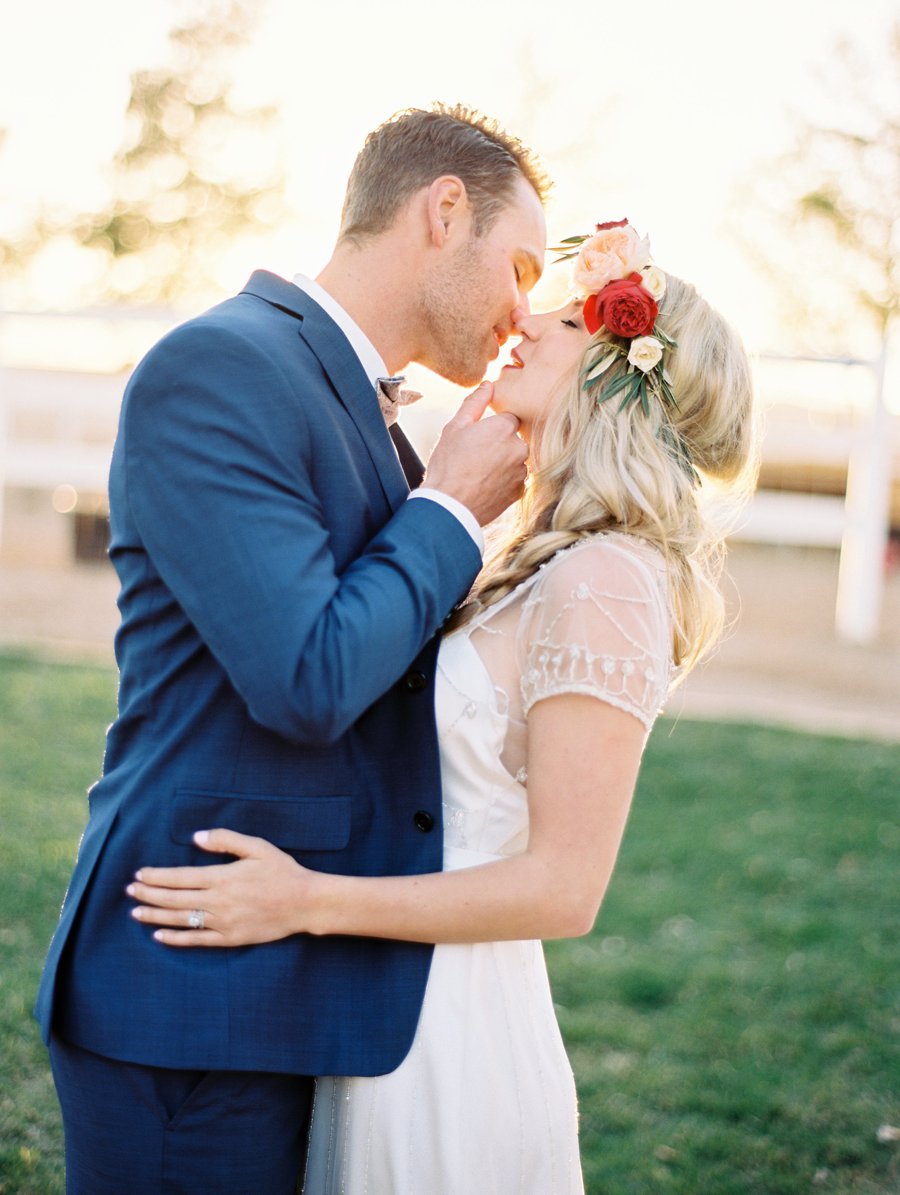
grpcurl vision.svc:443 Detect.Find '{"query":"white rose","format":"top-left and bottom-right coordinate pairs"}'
top-left (627, 336), bottom-right (664, 373)
top-left (641, 266), bottom-right (667, 301)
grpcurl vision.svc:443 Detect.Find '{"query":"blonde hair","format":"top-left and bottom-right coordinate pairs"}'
top-left (451, 276), bottom-right (759, 675)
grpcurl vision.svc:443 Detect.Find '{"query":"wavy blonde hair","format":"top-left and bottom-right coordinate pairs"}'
top-left (449, 275), bottom-right (759, 675)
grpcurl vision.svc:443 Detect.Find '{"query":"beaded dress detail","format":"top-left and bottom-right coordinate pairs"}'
top-left (303, 534), bottom-right (671, 1194)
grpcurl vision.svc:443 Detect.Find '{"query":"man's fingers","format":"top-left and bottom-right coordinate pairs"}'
top-left (490, 410), bottom-right (522, 434)
top-left (451, 381), bottom-right (494, 425)
top-left (421, 377), bottom-right (530, 525)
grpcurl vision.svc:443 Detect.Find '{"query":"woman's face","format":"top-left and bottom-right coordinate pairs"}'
top-left (490, 299), bottom-right (592, 440)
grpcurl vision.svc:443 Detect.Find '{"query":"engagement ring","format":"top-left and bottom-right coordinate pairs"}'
top-left (188, 909), bottom-right (205, 930)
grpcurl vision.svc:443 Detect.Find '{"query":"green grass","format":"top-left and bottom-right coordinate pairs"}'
top-left (0, 652), bottom-right (117, 1195)
top-left (549, 720), bottom-right (900, 1194)
top-left (1, 652), bottom-right (898, 1193)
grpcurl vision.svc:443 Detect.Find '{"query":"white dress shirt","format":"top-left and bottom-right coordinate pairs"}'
top-left (292, 274), bottom-right (484, 554)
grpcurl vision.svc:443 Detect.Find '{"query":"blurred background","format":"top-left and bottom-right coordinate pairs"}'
top-left (1, 7), bottom-right (898, 1191)
top-left (0, 0), bottom-right (897, 738)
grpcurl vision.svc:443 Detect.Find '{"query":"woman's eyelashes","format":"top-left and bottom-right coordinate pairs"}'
top-left (561, 318), bottom-right (580, 329)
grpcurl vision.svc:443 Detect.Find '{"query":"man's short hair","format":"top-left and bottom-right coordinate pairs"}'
top-left (339, 104), bottom-right (551, 242)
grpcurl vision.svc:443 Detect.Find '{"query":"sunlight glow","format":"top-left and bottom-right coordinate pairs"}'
top-left (0, 0), bottom-right (896, 390)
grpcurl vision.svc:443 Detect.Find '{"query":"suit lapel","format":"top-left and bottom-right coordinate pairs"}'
top-left (241, 271), bottom-right (409, 511)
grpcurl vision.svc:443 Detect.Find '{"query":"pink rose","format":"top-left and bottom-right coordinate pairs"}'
top-left (573, 225), bottom-right (652, 294)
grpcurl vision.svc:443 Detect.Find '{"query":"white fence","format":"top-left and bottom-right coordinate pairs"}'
top-left (0, 310), bottom-right (896, 643)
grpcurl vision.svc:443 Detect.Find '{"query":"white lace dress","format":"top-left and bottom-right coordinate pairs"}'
top-left (303, 534), bottom-right (672, 1195)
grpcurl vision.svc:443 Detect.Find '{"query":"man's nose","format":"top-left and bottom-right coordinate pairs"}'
top-left (513, 309), bottom-right (539, 339)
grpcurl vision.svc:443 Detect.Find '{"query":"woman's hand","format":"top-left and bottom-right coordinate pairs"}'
top-left (127, 828), bottom-right (319, 947)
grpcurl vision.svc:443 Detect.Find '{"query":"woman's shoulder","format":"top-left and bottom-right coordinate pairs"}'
top-left (461, 532), bottom-right (667, 635)
top-left (519, 533), bottom-right (673, 726)
top-left (531, 532), bottom-right (667, 603)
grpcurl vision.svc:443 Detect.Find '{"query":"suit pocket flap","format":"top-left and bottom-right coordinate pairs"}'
top-left (171, 789), bottom-right (351, 851)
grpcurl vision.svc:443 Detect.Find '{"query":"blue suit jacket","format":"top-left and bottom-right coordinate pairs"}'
top-left (35, 271), bottom-right (481, 1075)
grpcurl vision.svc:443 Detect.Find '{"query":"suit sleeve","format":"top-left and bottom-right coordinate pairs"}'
top-left (122, 320), bottom-right (481, 745)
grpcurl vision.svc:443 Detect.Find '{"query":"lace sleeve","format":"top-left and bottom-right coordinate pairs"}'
top-left (518, 537), bottom-right (672, 730)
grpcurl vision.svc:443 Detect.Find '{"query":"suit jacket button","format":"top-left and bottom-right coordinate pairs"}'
top-left (403, 669), bottom-right (428, 693)
top-left (413, 810), bottom-right (435, 833)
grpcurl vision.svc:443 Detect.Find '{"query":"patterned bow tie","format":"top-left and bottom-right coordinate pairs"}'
top-left (375, 375), bottom-right (423, 427)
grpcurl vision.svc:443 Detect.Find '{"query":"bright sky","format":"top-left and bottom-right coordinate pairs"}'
top-left (0, 0), bottom-right (896, 388)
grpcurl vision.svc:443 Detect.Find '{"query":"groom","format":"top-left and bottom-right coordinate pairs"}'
top-left (36, 105), bottom-right (549, 1192)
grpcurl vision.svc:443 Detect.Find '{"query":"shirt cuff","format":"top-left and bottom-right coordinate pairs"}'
top-left (407, 488), bottom-right (485, 556)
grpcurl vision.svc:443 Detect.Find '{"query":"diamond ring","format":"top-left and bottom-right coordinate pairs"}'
top-left (187, 909), bottom-right (205, 930)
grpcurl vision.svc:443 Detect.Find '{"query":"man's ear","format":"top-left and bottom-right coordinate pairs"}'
top-left (426, 176), bottom-right (469, 248)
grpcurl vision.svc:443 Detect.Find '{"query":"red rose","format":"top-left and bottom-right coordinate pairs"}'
top-left (584, 273), bottom-right (658, 337)
top-left (595, 218), bottom-right (629, 231)
top-left (582, 292), bottom-right (603, 335)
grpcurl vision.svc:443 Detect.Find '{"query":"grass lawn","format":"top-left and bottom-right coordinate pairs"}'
top-left (1, 651), bottom-right (898, 1194)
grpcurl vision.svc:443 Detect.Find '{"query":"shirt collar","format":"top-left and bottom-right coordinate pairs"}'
top-left (292, 274), bottom-right (388, 386)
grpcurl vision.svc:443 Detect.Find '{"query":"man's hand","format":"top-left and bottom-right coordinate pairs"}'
top-left (423, 383), bottom-right (529, 526)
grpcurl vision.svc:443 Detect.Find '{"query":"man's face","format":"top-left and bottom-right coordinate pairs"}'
top-left (419, 175), bottom-right (546, 387)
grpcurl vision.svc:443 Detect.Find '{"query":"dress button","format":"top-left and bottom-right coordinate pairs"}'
top-left (413, 810), bottom-right (435, 833)
top-left (403, 670), bottom-right (428, 693)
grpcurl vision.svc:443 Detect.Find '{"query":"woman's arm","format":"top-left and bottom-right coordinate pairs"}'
top-left (129, 692), bottom-right (646, 947)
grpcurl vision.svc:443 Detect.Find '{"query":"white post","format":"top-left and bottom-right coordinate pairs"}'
top-left (0, 317), bottom-right (7, 561)
top-left (835, 338), bottom-right (892, 644)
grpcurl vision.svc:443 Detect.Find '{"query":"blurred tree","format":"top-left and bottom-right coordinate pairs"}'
top-left (739, 22), bottom-right (899, 353)
top-left (0, 0), bottom-right (285, 307)
top-left (792, 26), bottom-right (898, 339)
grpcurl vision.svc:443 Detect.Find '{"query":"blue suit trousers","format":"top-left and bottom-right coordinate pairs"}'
top-left (49, 1036), bottom-right (314, 1194)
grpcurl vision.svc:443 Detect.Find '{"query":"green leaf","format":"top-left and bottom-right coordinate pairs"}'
top-left (583, 351), bottom-right (621, 383)
top-left (616, 376), bottom-right (642, 412)
top-left (658, 424), bottom-right (699, 486)
top-left (618, 391), bottom-right (637, 413)
top-left (602, 372), bottom-right (636, 402)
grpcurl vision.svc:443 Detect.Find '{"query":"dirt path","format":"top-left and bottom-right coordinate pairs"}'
top-left (672, 543), bottom-right (900, 741)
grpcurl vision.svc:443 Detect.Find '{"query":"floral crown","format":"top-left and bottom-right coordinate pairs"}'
top-left (553, 219), bottom-right (697, 484)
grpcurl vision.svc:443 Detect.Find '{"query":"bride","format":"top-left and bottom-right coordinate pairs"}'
top-left (129, 221), bottom-right (757, 1193)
